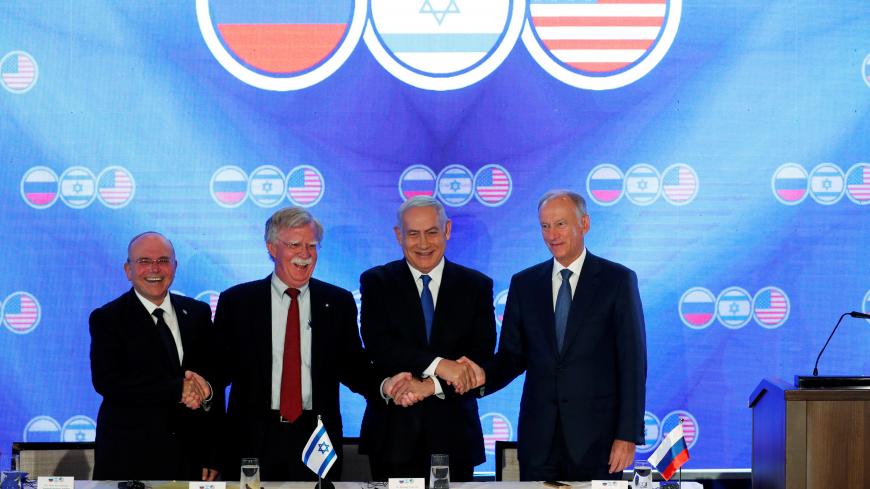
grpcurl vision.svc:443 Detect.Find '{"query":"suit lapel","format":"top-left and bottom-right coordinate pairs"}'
top-left (125, 289), bottom-right (176, 373)
top-left (308, 278), bottom-right (325, 405)
top-left (390, 260), bottom-right (428, 344)
top-left (532, 260), bottom-right (559, 355)
top-left (172, 295), bottom-right (192, 368)
top-left (255, 277), bottom-right (274, 395)
top-left (562, 252), bottom-right (601, 354)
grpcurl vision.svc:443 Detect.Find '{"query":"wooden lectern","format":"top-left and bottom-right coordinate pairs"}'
top-left (749, 377), bottom-right (870, 489)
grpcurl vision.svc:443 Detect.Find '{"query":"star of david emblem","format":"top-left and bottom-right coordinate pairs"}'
top-left (262, 181), bottom-right (273, 192)
top-left (75, 431), bottom-right (85, 441)
top-left (449, 180), bottom-right (461, 191)
top-left (73, 182), bottom-right (83, 193)
top-left (317, 441), bottom-right (330, 454)
top-left (420, 0), bottom-right (460, 25)
top-left (637, 179), bottom-right (648, 191)
top-left (822, 178), bottom-right (832, 190)
top-left (729, 302), bottom-right (739, 314)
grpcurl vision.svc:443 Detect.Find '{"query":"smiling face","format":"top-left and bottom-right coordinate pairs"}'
top-left (539, 195), bottom-right (590, 267)
top-left (395, 205), bottom-right (451, 274)
top-left (124, 233), bottom-right (177, 305)
top-left (266, 223), bottom-right (319, 288)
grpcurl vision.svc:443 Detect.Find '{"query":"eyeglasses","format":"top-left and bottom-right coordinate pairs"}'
top-left (274, 238), bottom-right (319, 253)
top-left (130, 257), bottom-right (174, 267)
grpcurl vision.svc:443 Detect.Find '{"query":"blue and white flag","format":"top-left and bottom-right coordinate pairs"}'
top-left (302, 418), bottom-right (337, 478)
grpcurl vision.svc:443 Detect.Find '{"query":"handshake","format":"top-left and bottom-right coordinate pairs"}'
top-left (382, 356), bottom-right (485, 407)
top-left (180, 370), bottom-right (212, 409)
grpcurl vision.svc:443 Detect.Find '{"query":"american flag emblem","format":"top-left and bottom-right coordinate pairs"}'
top-left (436, 164), bottom-right (474, 206)
top-left (678, 287), bottom-right (715, 330)
top-left (398, 165), bottom-right (437, 200)
top-left (661, 164), bottom-right (698, 205)
top-left (528, 0), bottom-right (668, 74)
top-left (662, 411), bottom-right (697, 449)
top-left (771, 163), bottom-right (808, 205)
top-left (1, 51), bottom-right (38, 93)
top-left (210, 166), bottom-right (248, 208)
top-left (716, 286), bottom-right (752, 329)
top-left (845, 163), bottom-right (870, 205)
top-left (20, 166), bottom-right (59, 209)
top-left (808, 163), bottom-right (844, 205)
top-left (753, 287), bottom-right (789, 328)
top-left (474, 164), bottom-right (512, 206)
top-left (286, 165), bottom-right (325, 207)
top-left (624, 163), bottom-right (660, 206)
top-left (195, 290), bottom-right (221, 322)
top-left (248, 165), bottom-right (286, 208)
top-left (480, 412), bottom-right (513, 454)
top-left (3, 292), bottom-right (41, 334)
top-left (97, 166), bottom-right (135, 208)
top-left (61, 416), bottom-right (97, 442)
top-left (23, 416), bottom-right (61, 442)
top-left (59, 167), bottom-right (97, 209)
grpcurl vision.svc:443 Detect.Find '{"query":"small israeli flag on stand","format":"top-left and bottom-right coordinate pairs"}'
top-left (302, 416), bottom-right (337, 478)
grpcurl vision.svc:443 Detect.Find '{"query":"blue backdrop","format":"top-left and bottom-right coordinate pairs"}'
top-left (2, 0), bottom-right (869, 475)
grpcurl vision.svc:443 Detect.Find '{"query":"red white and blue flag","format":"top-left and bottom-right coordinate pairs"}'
top-left (287, 166), bottom-right (324, 206)
top-left (846, 164), bottom-right (870, 204)
top-left (98, 167), bottom-right (135, 207)
top-left (753, 287), bottom-right (789, 327)
top-left (474, 165), bottom-right (511, 206)
top-left (662, 164), bottom-right (697, 204)
top-left (1, 52), bottom-right (37, 92)
top-left (647, 419), bottom-right (690, 481)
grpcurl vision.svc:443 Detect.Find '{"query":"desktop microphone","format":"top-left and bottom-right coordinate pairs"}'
top-left (813, 312), bottom-right (866, 376)
top-left (849, 311), bottom-right (870, 319)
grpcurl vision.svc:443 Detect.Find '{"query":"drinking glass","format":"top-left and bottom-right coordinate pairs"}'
top-left (429, 454), bottom-right (449, 489)
top-left (631, 460), bottom-right (652, 489)
top-left (240, 457), bottom-right (260, 489)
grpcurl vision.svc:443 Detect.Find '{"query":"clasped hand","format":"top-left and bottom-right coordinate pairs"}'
top-left (180, 370), bottom-right (211, 409)
top-left (437, 356), bottom-right (485, 394)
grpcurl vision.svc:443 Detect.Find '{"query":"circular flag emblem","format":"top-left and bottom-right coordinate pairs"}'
top-left (716, 286), bottom-right (753, 329)
top-left (1, 51), bottom-right (38, 94)
top-left (248, 165), bottom-right (287, 208)
top-left (753, 286), bottom-right (789, 329)
top-left (20, 166), bottom-right (59, 209)
top-left (480, 412), bottom-right (514, 454)
top-left (61, 415), bottom-right (97, 442)
top-left (637, 411), bottom-right (661, 453)
top-left (844, 163), bottom-right (870, 205)
top-left (661, 163), bottom-right (698, 206)
top-left (97, 166), bottom-right (136, 209)
top-left (522, 0), bottom-right (682, 90)
top-left (586, 164), bottom-right (624, 206)
top-left (494, 289), bottom-right (508, 327)
top-left (210, 165), bottom-right (248, 208)
top-left (808, 163), bottom-right (845, 205)
top-left (863, 289), bottom-right (870, 325)
top-left (398, 165), bottom-right (437, 201)
top-left (474, 164), bottom-right (512, 206)
top-left (863, 52), bottom-right (870, 89)
top-left (661, 410), bottom-right (698, 450)
top-left (286, 165), bottom-right (325, 207)
top-left (3, 291), bottom-right (41, 334)
top-left (195, 290), bottom-right (221, 321)
top-left (436, 164), bottom-right (474, 206)
top-left (23, 416), bottom-right (61, 442)
top-left (678, 287), bottom-right (716, 330)
top-left (364, 0), bottom-right (526, 91)
top-left (59, 166), bottom-right (97, 209)
top-left (196, 0), bottom-right (368, 91)
top-left (624, 164), bottom-right (660, 206)
top-left (771, 163), bottom-right (808, 205)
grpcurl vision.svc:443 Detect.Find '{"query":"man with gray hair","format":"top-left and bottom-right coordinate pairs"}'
top-left (214, 207), bottom-right (413, 481)
top-left (359, 196), bottom-right (496, 481)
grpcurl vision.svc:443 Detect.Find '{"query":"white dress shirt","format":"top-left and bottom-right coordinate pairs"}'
top-left (406, 258), bottom-right (447, 399)
top-left (135, 290), bottom-right (183, 363)
top-left (270, 273), bottom-right (313, 411)
top-left (551, 248), bottom-right (586, 309)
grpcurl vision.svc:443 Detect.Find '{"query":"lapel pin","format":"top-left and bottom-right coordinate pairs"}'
top-left (325, 303), bottom-right (330, 308)
top-left (182, 309), bottom-right (188, 315)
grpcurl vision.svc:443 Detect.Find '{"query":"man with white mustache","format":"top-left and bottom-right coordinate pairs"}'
top-left (214, 207), bottom-right (414, 481)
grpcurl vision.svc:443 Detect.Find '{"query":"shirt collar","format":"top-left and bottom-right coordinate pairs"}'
top-left (551, 248), bottom-right (586, 281)
top-left (271, 272), bottom-right (309, 298)
top-left (406, 257), bottom-right (446, 284)
top-left (133, 289), bottom-right (173, 317)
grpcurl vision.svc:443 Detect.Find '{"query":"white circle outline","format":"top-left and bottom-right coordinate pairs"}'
top-left (678, 287), bottom-right (716, 330)
top-left (247, 164), bottom-right (287, 208)
top-left (397, 164), bottom-right (437, 201)
top-left (22, 415), bottom-right (61, 442)
top-left (0, 50), bottom-right (39, 94)
top-left (637, 411), bottom-right (662, 453)
top-left (58, 166), bottom-right (98, 209)
top-left (752, 286), bottom-right (790, 329)
top-left (585, 163), bottom-right (624, 207)
top-left (60, 415), bottom-right (97, 442)
top-left (20, 166), bottom-right (59, 209)
top-left (286, 164), bottom-right (326, 208)
top-left (660, 163), bottom-right (699, 206)
top-left (863, 52), bottom-right (870, 89)
top-left (770, 162), bottom-right (809, 206)
top-left (661, 409), bottom-right (698, 450)
top-left (716, 286), bottom-right (753, 329)
top-left (494, 289), bottom-right (509, 327)
top-left (522, 0), bottom-right (682, 90)
top-left (436, 164), bottom-right (475, 207)
top-left (473, 163), bottom-right (513, 207)
top-left (196, 0), bottom-right (368, 91)
top-left (363, 0), bottom-right (527, 91)
top-left (479, 411), bottom-right (514, 454)
top-left (210, 165), bottom-right (248, 208)
top-left (844, 162), bottom-right (870, 205)
top-left (3, 291), bottom-right (42, 335)
top-left (862, 288), bottom-right (870, 325)
top-left (624, 163), bottom-right (661, 206)
top-left (96, 165), bottom-right (136, 209)
top-left (808, 162), bottom-right (845, 205)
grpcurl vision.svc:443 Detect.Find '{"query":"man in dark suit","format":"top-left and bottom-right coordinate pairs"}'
top-left (90, 231), bottom-right (220, 481)
top-left (359, 196), bottom-right (496, 481)
top-left (467, 190), bottom-right (647, 481)
top-left (214, 207), bottom-right (411, 481)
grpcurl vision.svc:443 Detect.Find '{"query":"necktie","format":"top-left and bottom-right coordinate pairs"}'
top-left (554, 269), bottom-right (573, 352)
top-left (280, 288), bottom-right (302, 422)
top-left (421, 275), bottom-right (435, 341)
top-left (153, 308), bottom-right (180, 371)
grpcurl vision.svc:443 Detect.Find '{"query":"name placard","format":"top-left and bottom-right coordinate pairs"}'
top-left (189, 482), bottom-right (227, 489)
top-left (37, 476), bottom-right (74, 489)
top-left (388, 478), bottom-right (425, 489)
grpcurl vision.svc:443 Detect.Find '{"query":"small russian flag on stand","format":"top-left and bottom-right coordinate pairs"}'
top-left (647, 419), bottom-right (690, 481)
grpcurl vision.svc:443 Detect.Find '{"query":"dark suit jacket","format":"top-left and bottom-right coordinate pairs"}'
top-left (214, 276), bottom-right (380, 475)
top-left (359, 259), bottom-right (496, 466)
top-left (89, 289), bottom-right (219, 480)
top-left (485, 252), bottom-right (647, 474)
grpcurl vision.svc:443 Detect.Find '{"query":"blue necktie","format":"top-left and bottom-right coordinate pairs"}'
top-left (554, 269), bottom-right (573, 352)
top-left (421, 274), bottom-right (435, 341)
